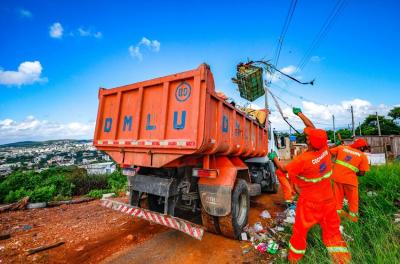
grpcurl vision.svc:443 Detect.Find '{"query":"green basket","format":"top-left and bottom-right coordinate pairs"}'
top-left (236, 65), bottom-right (264, 102)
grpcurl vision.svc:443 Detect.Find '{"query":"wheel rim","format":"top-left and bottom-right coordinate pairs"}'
top-left (236, 192), bottom-right (248, 226)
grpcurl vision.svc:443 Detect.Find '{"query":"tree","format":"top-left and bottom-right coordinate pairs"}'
top-left (388, 107), bottom-right (400, 120)
top-left (357, 114), bottom-right (400, 135)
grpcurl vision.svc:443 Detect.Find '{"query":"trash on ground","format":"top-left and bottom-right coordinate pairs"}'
top-left (13, 225), bottom-right (33, 232)
top-left (260, 210), bottom-right (271, 219)
top-left (0, 231), bottom-right (11, 240)
top-left (241, 232), bottom-right (248, 241)
top-left (253, 222), bottom-right (264, 233)
top-left (284, 216), bottom-right (295, 224)
top-left (0, 196), bottom-right (30, 212)
top-left (27, 202), bottom-right (47, 209)
top-left (267, 240), bottom-right (279, 254)
top-left (241, 244), bottom-right (252, 254)
top-left (102, 193), bottom-right (116, 199)
top-left (367, 191), bottom-right (378, 197)
top-left (47, 197), bottom-right (94, 207)
top-left (256, 242), bottom-right (268, 253)
top-left (26, 241), bottom-right (65, 255)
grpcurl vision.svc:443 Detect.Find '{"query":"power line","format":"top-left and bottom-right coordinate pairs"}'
top-left (272, 0), bottom-right (298, 68)
top-left (295, 0), bottom-right (349, 72)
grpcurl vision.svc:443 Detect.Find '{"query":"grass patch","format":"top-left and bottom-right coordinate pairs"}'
top-left (276, 163), bottom-right (400, 263)
top-left (0, 166), bottom-right (127, 203)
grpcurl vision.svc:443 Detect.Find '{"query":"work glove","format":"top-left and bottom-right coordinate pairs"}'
top-left (292, 107), bottom-right (302, 115)
top-left (335, 139), bottom-right (342, 146)
top-left (268, 151), bottom-right (278, 161)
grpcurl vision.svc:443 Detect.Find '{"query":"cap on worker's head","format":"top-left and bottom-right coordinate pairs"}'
top-left (350, 138), bottom-right (368, 149)
top-left (304, 127), bottom-right (328, 150)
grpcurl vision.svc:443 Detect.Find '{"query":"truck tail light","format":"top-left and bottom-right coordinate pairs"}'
top-left (192, 169), bottom-right (218, 178)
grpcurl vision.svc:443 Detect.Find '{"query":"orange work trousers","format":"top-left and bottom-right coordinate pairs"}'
top-left (333, 182), bottom-right (359, 221)
top-left (288, 197), bottom-right (351, 264)
top-left (276, 169), bottom-right (295, 203)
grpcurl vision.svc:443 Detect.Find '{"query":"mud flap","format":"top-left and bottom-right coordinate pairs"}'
top-left (101, 199), bottom-right (204, 240)
top-left (198, 184), bottom-right (232, 216)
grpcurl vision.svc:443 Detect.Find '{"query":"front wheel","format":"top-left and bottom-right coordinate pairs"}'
top-left (218, 179), bottom-right (250, 239)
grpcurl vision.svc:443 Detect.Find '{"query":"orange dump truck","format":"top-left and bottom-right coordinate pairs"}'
top-left (94, 64), bottom-right (277, 240)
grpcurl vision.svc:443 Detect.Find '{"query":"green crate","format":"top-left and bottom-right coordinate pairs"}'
top-left (236, 65), bottom-right (264, 102)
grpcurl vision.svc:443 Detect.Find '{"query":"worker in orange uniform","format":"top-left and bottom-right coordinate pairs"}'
top-left (330, 138), bottom-right (370, 222)
top-left (275, 168), bottom-right (296, 208)
top-left (268, 107), bottom-right (350, 264)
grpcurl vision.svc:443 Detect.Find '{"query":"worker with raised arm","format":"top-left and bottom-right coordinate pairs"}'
top-left (268, 107), bottom-right (350, 264)
top-left (330, 138), bottom-right (370, 222)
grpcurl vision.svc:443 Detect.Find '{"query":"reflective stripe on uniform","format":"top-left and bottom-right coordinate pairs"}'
top-left (337, 209), bottom-right (343, 214)
top-left (289, 242), bottom-right (306, 254)
top-left (297, 170), bottom-right (332, 183)
top-left (349, 211), bottom-right (359, 217)
top-left (335, 159), bottom-right (359, 173)
top-left (327, 246), bottom-right (349, 253)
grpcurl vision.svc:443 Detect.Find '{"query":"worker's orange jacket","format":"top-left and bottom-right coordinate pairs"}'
top-left (286, 147), bottom-right (334, 200)
top-left (330, 145), bottom-right (370, 186)
top-left (285, 146), bottom-right (350, 263)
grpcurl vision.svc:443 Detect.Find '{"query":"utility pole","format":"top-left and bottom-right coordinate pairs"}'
top-left (332, 115), bottom-right (336, 142)
top-left (376, 112), bottom-right (381, 136)
top-left (351, 105), bottom-right (355, 138)
top-left (359, 122), bottom-right (362, 135)
top-left (264, 86), bottom-right (269, 110)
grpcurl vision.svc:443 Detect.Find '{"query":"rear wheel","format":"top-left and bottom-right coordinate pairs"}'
top-left (218, 179), bottom-right (250, 239)
top-left (201, 209), bottom-right (220, 235)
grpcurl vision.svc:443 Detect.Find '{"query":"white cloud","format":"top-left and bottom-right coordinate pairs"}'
top-left (267, 65), bottom-right (298, 83)
top-left (310, 56), bottom-right (325, 63)
top-left (129, 37), bottom-right (161, 60)
top-left (0, 116), bottom-right (94, 144)
top-left (129, 46), bottom-right (143, 61)
top-left (269, 98), bottom-right (393, 131)
top-left (280, 65), bottom-right (297, 75)
top-left (78, 27), bottom-right (103, 39)
top-left (0, 61), bottom-right (47, 86)
top-left (18, 8), bottom-right (32, 18)
top-left (49, 22), bottom-right (63, 39)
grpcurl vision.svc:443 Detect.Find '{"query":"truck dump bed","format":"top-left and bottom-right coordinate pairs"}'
top-left (94, 64), bottom-right (269, 168)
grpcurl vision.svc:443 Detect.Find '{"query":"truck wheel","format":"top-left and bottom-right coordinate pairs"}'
top-left (201, 209), bottom-right (221, 235)
top-left (218, 179), bottom-right (250, 239)
top-left (266, 161), bottom-right (279, 194)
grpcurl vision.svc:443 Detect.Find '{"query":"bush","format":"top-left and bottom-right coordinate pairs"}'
top-left (30, 185), bottom-right (56, 203)
top-left (107, 169), bottom-right (127, 193)
top-left (0, 165), bottom-right (126, 203)
top-left (66, 168), bottom-right (108, 195)
top-left (4, 187), bottom-right (32, 203)
top-left (87, 189), bottom-right (112, 199)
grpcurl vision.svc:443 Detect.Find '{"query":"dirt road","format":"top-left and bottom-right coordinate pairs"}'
top-left (0, 191), bottom-right (285, 264)
top-left (102, 192), bottom-right (285, 264)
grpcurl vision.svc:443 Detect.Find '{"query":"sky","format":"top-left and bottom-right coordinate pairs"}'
top-left (0, 0), bottom-right (399, 144)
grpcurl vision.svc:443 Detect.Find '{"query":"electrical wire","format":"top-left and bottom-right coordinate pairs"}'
top-left (272, 0), bottom-right (298, 68)
top-left (267, 88), bottom-right (301, 133)
top-left (296, 0), bottom-right (349, 72)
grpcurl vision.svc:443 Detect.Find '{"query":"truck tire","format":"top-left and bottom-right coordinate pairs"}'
top-left (201, 209), bottom-right (221, 235)
top-left (218, 179), bottom-right (250, 239)
top-left (266, 161), bottom-right (279, 194)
